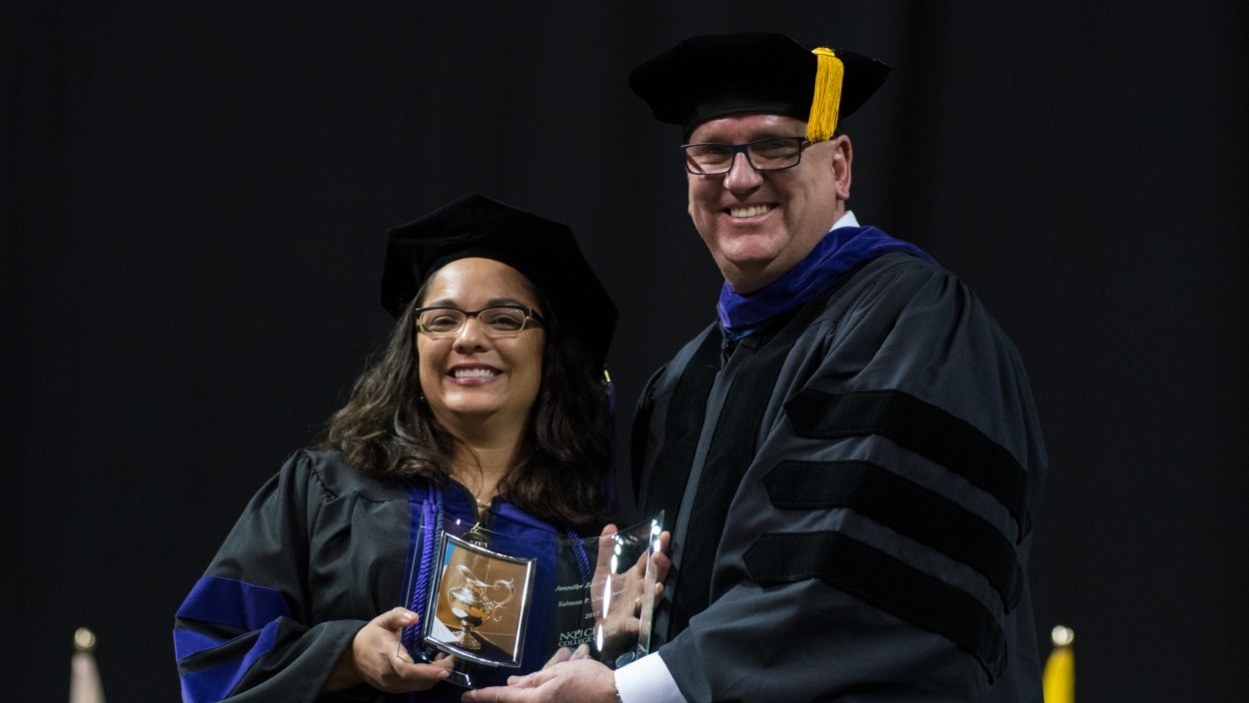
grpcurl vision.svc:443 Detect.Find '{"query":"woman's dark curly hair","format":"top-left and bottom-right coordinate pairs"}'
top-left (319, 274), bottom-right (612, 531)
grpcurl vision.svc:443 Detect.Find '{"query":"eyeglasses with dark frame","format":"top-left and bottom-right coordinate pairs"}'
top-left (680, 136), bottom-right (812, 175)
top-left (413, 305), bottom-right (545, 339)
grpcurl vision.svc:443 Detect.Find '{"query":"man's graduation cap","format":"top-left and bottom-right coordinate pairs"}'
top-left (629, 31), bottom-right (891, 141)
top-left (381, 193), bottom-right (618, 368)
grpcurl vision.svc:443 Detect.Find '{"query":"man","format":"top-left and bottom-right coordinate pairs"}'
top-left (465, 31), bottom-right (1047, 703)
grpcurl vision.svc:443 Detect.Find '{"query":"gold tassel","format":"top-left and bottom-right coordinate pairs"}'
top-left (806, 47), bottom-right (844, 142)
top-left (1042, 625), bottom-right (1074, 703)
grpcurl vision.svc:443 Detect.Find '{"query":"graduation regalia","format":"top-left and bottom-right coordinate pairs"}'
top-left (633, 239), bottom-right (1047, 701)
top-left (173, 451), bottom-right (588, 703)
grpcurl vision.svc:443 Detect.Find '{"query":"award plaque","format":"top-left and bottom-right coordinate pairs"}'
top-left (425, 533), bottom-right (535, 668)
top-left (398, 512), bottom-right (664, 688)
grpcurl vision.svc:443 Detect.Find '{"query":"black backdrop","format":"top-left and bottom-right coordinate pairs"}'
top-left (4, 2), bottom-right (1247, 701)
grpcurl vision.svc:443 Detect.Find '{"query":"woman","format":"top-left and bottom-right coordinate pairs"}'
top-left (173, 194), bottom-right (630, 702)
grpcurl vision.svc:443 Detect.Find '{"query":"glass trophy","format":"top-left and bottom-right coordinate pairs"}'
top-left (397, 512), bottom-right (664, 688)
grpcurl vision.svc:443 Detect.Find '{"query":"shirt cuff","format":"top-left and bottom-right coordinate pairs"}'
top-left (615, 652), bottom-right (685, 703)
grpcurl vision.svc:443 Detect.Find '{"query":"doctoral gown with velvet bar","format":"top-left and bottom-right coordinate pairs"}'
top-left (632, 249), bottom-right (1047, 702)
top-left (173, 449), bottom-right (585, 703)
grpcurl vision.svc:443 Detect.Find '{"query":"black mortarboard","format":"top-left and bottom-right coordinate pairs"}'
top-left (381, 193), bottom-right (618, 368)
top-left (629, 32), bottom-right (890, 140)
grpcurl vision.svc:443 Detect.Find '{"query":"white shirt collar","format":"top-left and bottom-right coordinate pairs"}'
top-left (832, 209), bottom-right (860, 229)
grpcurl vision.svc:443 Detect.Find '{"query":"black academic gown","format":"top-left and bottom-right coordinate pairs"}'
top-left (634, 251), bottom-right (1047, 702)
top-left (173, 450), bottom-right (587, 703)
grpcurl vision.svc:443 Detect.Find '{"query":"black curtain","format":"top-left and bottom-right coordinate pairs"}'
top-left (4, 2), bottom-right (1246, 701)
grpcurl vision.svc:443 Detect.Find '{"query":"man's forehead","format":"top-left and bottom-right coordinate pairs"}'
top-left (687, 113), bottom-right (808, 142)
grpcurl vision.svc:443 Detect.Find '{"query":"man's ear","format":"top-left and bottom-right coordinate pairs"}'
top-left (831, 134), bottom-right (853, 202)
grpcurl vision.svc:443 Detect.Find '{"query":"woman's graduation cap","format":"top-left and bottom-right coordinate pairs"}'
top-left (381, 193), bottom-right (618, 368)
top-left (628, 31), bottom-right (891, 141)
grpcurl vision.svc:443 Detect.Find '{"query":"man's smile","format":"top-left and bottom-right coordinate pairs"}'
top-left (728, 204), bottom-right (775, 218)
